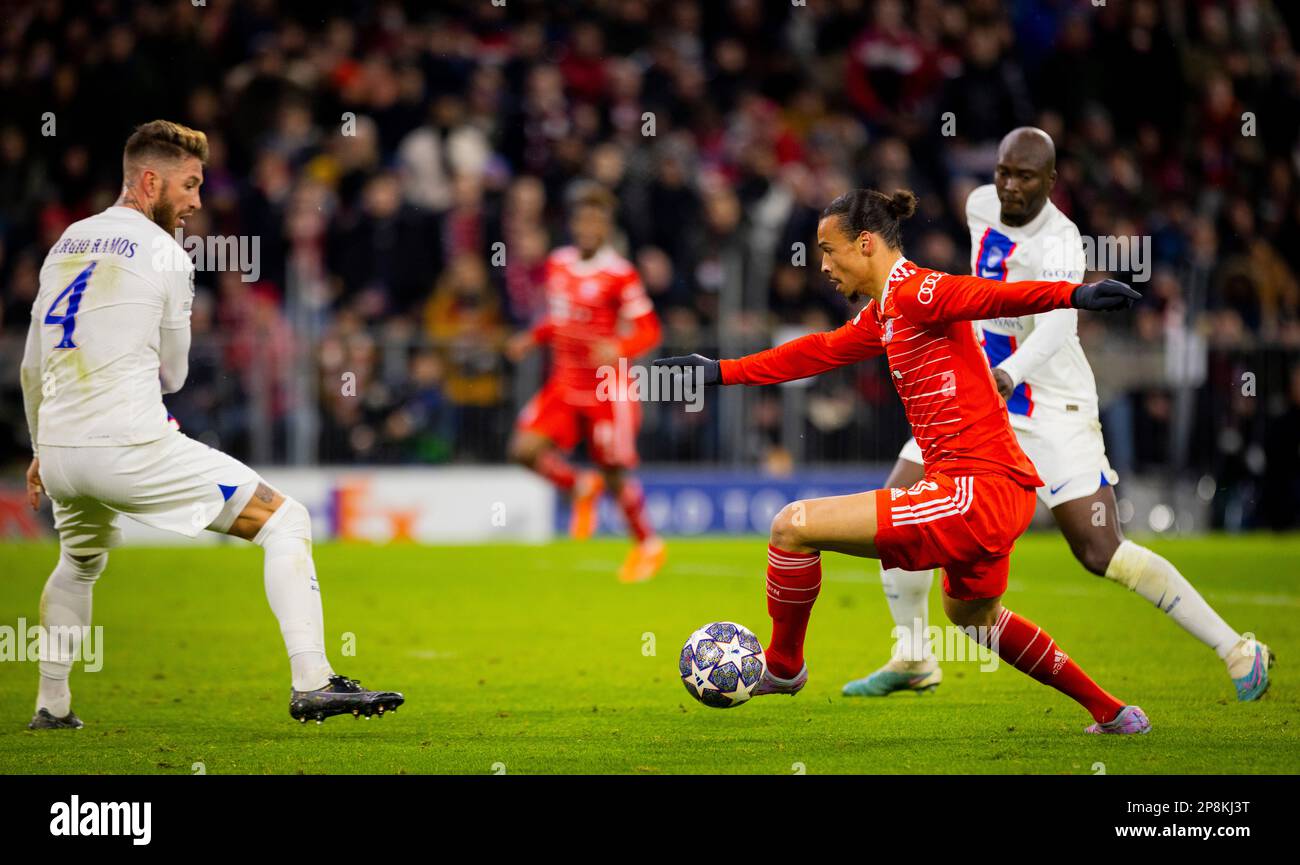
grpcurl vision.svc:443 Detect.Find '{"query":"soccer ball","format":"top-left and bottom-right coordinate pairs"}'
top-left (679, 621), bottom-right (766, 708)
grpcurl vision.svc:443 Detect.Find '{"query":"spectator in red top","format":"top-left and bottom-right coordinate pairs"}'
top-left (844, 0), bottom-right (946, 134)
top-left (559, 21), bottom-right (609, 106)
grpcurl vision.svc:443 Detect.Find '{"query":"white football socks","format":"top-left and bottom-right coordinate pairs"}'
top-left (880, 566), bottom-right (934, 662)
top-left (36, 550), bottom-right (105, 717)
top-left (1104, 540), bottom-right (1239, 659)
top-left (253, 498), bottom-right (334, 691)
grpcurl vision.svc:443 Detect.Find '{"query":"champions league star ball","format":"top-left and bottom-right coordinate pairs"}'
top-left (679, 622), bottom-right (766, 708)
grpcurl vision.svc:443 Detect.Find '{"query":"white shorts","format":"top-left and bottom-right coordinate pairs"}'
top-left (897, 436), bottom-right (924, 466)
top-left (895, 412), bottom-right (1118, 510)
top-left (37, 432), bottom-right (261, 554)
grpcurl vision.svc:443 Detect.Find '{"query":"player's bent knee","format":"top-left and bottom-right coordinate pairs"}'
top-left (509, 437), bottom-right (541, 466)
top-left (59, 550), bottom-right (107, 583)
top-left (1075, 540), bottom-right (1119, 577)
top-left (943, 604), bottom-right (971, 627)
top-left (943, 595), bottom-right (999, 629)
top-left (946, 608), bottom-right (987, 629)
top-left (253, 496), bottom-right (312, 547)
top-left (769, 502), bottom-right (805, 550)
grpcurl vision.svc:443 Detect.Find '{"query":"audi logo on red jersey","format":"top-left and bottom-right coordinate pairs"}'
top-left (917, 272), bottom-right (942, 305)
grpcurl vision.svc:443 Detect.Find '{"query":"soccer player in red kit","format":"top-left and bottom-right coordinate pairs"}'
top-left (655, 189), bottom-right (1151, 733)
top-left (507, 184), bottom-right (666, 583)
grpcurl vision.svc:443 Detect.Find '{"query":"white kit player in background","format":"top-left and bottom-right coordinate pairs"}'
top-left (842, 127), bottom-right (1272, 702)
top-left (19, 120), bottom-right (403, 728)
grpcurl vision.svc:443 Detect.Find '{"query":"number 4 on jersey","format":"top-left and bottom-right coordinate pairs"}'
top-left (45, 261), bottom-right (96, 349)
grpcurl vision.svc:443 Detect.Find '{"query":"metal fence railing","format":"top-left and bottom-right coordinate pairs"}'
top-left (4, 326), bottom-right (1295, 466)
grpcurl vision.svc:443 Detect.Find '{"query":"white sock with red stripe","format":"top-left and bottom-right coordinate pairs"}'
top-left (880, 566), bottom-right (933, 661)
top-left (765, 545), bottom-right (821, 679)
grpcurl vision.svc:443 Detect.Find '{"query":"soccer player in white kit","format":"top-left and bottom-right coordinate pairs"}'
top-left (20, 120), bottom-right (403, 728)
top-left (842, 128), bottom-right (1273, 702)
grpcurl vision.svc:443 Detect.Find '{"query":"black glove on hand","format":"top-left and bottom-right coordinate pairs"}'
top-left (1071, 279), bottom-right (1141, 311)
top-left (650, 353), bottom-right (721, 386)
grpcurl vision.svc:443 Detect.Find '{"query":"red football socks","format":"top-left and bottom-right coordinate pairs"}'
top-left (534, 450), bottom-right (577, 491)
top-left (765, 545), bottom-right (822, 679)
top-left (984, 608), bottom-right (1124, 724)
top-left (616, 478), bottom-right (654, 543)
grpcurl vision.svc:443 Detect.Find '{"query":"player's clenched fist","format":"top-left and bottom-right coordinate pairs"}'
top-left (651, 353), bottom-right (721, 386)
top-left (1071, 279), bottom-right (1141, 311)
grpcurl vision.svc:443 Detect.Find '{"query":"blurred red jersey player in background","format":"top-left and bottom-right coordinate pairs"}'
top-left (507, 184), bottom-right (665, 582)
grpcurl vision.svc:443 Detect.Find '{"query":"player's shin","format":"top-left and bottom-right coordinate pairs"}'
top-left (765, 545), bottom-right (821, 679)
top-left (1104, 540), bottom-right (1239, 658)
top-left (534, 449), bottom-right (578, 491)
top-left (36, 550), bottom-right (105, 716)
top-left (881, 566), bottom-right (933, 661)
top-left (980, 607), bottom-right (1125, 724)
top-left (253, 498), bottom-right (333, 692)
top-left (616, 477), bottom-right (654, 542)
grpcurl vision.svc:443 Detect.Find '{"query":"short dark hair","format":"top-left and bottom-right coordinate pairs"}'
top-left (123, 120), bottom-right (209, 172)
top-left (821, 188), bottom-right (917, 250)
top-left (567, 181), bottom-right (616, 215)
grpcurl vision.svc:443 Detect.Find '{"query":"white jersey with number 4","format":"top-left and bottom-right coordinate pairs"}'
top-left (27, 206), bottom-right (261, 554)
top-left (966, 183), bottom-right (1098, 426)
top-left (33, 206), bottom-right (194, 447)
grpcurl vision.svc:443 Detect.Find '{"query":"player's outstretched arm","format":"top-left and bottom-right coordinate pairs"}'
top-left (654, 315), bottom-right (885, 387)
top-left (651, 353), bottom-right (721, 385)
top-left (616, 272), bottom-right (664, 361)
top-left (1070, 279), bottom-right (1143, 311)
top-left (618, 309), bottom-right (662, 361)
top-left (897, 271), bottom-right (1140, 326)
top-left (505, 317), bottom-right (556, 362)
top-left (993, 307), bottom-right (1076, 397)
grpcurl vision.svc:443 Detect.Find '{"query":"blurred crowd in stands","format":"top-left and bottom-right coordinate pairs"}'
top-left (1, 0), bottom-right (1298, 528)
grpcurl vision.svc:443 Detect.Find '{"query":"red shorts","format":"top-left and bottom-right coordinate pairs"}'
top-left (873, 471), bottom-right (1037, 600)
top-left (515, 378), bottom-right (641, 468)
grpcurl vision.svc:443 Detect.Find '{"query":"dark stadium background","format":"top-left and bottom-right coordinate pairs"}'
top-left (1, 0), bottom-right (1298, 532)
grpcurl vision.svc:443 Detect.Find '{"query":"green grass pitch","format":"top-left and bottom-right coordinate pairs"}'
top-left (0, 534), bottom-right (1295, 774)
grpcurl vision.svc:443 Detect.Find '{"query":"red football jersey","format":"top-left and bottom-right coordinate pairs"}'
top-left (531, 245), bottom-right (660, 405)
top-left (719, 258), bottom-right (1080, 485)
